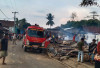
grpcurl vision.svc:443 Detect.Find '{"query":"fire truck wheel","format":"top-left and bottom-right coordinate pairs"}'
top-left (24, 46), bottom-right (28, 52)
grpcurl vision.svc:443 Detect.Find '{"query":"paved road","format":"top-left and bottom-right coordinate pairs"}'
top-left (0, 40), bottom-right (66, 68)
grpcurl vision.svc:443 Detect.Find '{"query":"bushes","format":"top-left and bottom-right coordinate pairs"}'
top-left (61, 19), bottom-right (100, 28)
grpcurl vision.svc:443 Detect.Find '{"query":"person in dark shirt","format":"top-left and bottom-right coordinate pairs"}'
top-left (0, 34), bottom-right (8, 65)
top-left (89, 39), bottom-right (97, 53)
top-left (89, 39), bottom-right (97, 62)
top-left (77, 38), bottom-right (84, 63)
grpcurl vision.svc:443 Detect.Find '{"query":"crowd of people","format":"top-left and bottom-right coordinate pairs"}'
top-left (77, 37), bottom-right (100, 68)
top-left (9, 33), bottom-right (23, 41)
top-left (0, 32), bottom-right (100, 68)
top-left (9, 33), bottom-right (24, 45)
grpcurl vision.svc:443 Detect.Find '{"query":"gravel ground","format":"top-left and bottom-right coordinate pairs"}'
top-left (0, 40), bottom-right (66, 68)
top-left (0, 40), bottom-right (95, 68)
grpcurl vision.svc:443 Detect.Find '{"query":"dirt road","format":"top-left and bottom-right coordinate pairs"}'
top-left (0, 40), bottom-right (65, 68)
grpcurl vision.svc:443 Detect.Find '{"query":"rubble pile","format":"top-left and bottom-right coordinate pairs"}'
top-left (47, 40), bottom-right (89, 61)
top-left (47, 40), bottom-right (79, 61)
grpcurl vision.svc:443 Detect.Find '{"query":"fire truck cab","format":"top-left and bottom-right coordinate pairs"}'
top-left (22, 25), bottom-right (51, 52)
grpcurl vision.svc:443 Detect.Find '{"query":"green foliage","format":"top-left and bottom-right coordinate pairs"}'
top-left (23, 23), bottom-right (31, 29)
top-left (46, 20), bottom-right (54, 26)
top-left (46, 13), bottom-right (54, 28)
top-left (61, 19), bottom-right (100, 28)
top-left (15, 18), bottom-right (31, 30)
top-left (47, 13), bottom-right (54, 21)
top-left (80, 0), bottom-right (98, 6)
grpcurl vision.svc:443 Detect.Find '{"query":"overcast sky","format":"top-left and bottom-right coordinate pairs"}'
top-left (0, 0), bottom-right (100, 28)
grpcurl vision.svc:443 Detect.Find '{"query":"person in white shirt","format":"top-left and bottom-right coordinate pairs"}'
top-left (12, 34), bottom-right (16, 45)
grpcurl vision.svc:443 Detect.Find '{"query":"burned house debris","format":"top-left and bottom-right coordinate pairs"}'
top-left (46, 25), bottom-right (100, 65)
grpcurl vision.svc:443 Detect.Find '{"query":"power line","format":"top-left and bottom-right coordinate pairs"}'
top-left (10, 0), bottom-right (19, 15)
top-left (0, 9), bottom-right (9, 19)
top-left (9, 0), bottom-right (15, 11)
top-left (13, 0), bottom-right (18, 11)
top-left (4, 0), bottom-right (12, 12)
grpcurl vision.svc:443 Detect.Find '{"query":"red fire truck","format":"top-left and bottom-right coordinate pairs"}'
top-left (22, 25), bottom-right (51, 52)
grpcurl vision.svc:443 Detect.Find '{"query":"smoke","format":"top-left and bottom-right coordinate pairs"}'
top-left (64, 35), bottom-right (72, 40)
top-left (58, 27), bottom-right (99, 45)
top-left (85, 33), bottom-right (96, 44)
top-left (63, 32), bottom-right (96, 44)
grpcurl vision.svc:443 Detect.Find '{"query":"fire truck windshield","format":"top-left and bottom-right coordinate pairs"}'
top-left (28, 29), bottom-right (45, 38)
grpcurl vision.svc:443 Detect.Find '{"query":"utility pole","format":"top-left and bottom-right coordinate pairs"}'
top-left (12, 11), bottom-right (18, 33)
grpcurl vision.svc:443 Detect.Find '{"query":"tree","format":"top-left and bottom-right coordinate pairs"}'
top-left (61, 19), bottom-right (100, 28)
top-left (15, 18), bottom-right (31, 34)
top-left (90, 11), bottom-right (99, 19)
top-left (85, 11), bottom-right (99, 20)
top-left (46, 13), bottom-right (54, 28)
top-left (71, 12), bottom-right (77, 21)
top-left (15, 18), bottom-right (19, 28)
top-left (80, 0), bottom-right (99, 7)
top-left (23, 23), bottom-right (31, 29)
top-left (18, 18), bottom-right (27, 29)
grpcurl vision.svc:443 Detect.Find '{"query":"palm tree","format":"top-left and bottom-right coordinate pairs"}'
top-left (46, 13), bottom-right (54, 28)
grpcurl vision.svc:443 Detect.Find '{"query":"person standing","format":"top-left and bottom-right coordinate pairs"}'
top-left (73, 34), bottom-right (76, 42)
top-left (89, 39), bottom-right (97, 62)
top-left (52, 35), bottom-right (55, 43)
top-left (0, 34), bottom-right (8, 65)
top-left (94, 42), bottom-right (100, 68)
top-left (77, 38), bottom-right (84, 63)
top-left (12, 34), bottom-right (16, 45)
